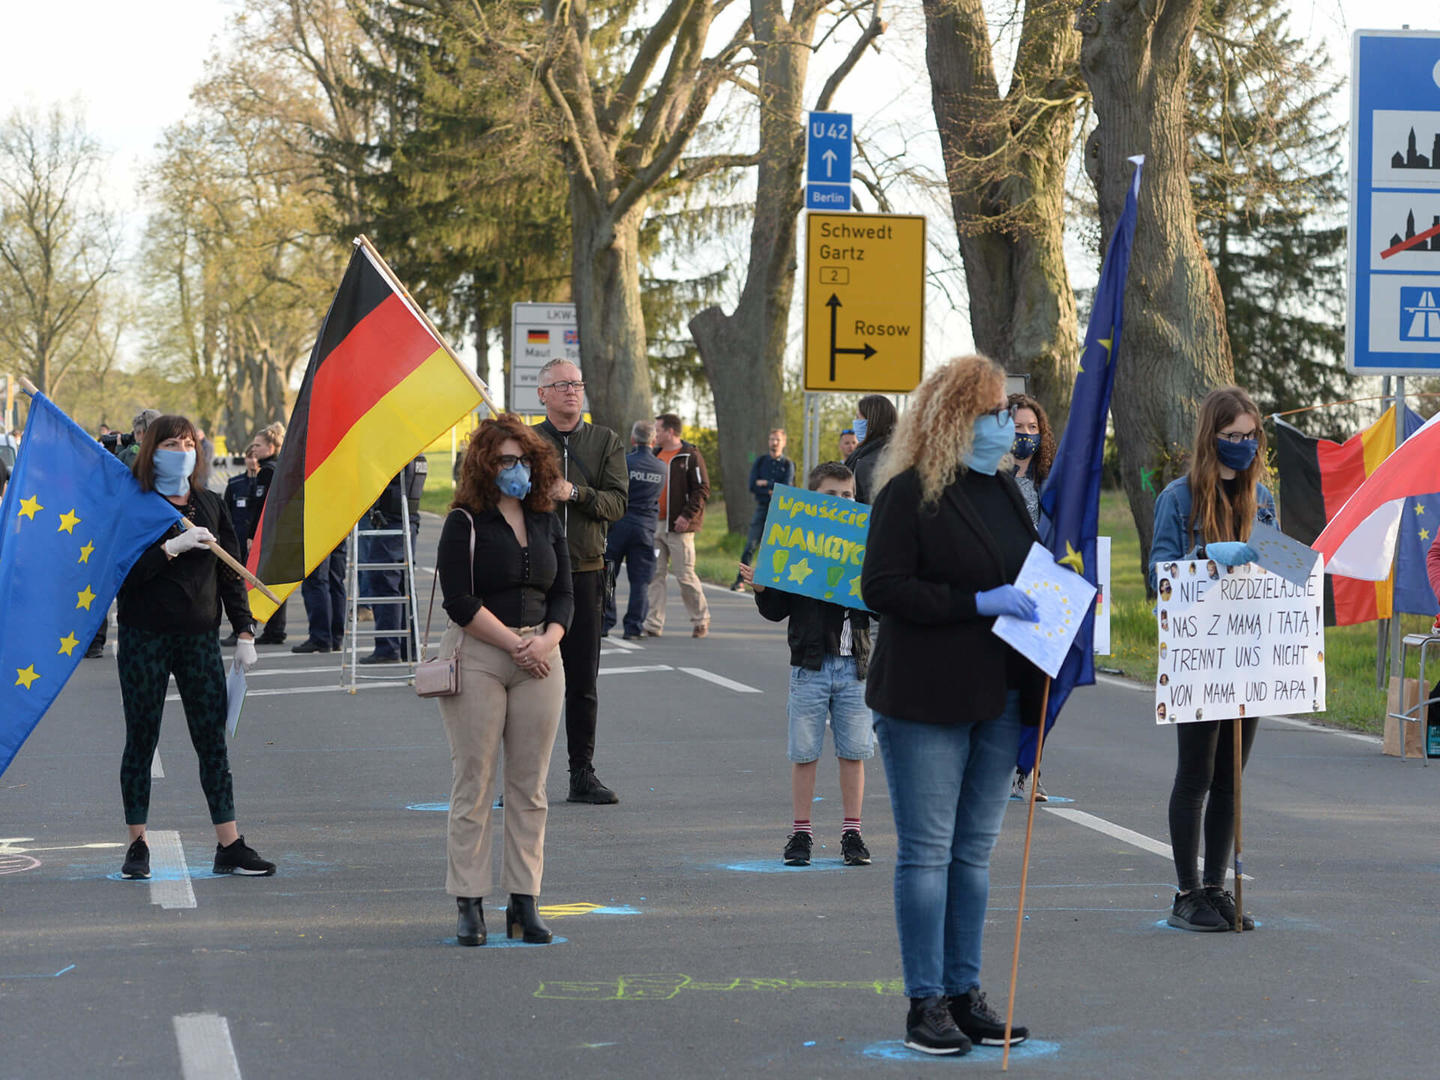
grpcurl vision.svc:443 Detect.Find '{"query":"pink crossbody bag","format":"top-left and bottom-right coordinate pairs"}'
top-left (414, 509), bottom-right (474, 698)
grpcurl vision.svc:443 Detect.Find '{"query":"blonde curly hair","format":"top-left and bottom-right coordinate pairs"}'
top-left (873, 354), bottom-right (1007, 507)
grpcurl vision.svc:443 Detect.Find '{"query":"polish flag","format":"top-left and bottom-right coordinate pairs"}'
top-left (1313, 411), bottom-right (1440, 580)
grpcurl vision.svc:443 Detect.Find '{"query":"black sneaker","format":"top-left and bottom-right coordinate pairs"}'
top-left (121, 837), bottom-right (150, 879)
top-left (782, 831), bottom-right (812, 866)
top-left (841, 830), bottom-right (871, 866)
top-left (567, 767), bottom-right (619, 804)
top-left (84, 644), bottom-right (105, 659)
top-left (1168, 889), bottom-right (1227, 932)
top-left (905, 996), bottom-right (972, 1056)
top-left (213, 836), bottom-right (276, 876)
top-left (949, 987), bottom-right (1028, 1046)
top-left (291, 639), bottom-right (330, 654)
top-left (1203, 886), bottom-right (1255, 931)
top-left (255, 632), bottom-right (286, 645)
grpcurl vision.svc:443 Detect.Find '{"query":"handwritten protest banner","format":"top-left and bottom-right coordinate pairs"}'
top-left (752, 484), bottom-right (871, 610)
top-left (1154, 557), bottom-right (1326, 724)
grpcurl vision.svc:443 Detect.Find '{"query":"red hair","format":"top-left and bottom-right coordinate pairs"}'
top-left (453, 414), bottom-right (562, 513)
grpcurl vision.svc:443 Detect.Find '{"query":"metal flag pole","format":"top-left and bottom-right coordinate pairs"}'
top-left (16, 377), bottom-right (280, 604)
top-left (1002, 677), bottom-right (1050, 1071)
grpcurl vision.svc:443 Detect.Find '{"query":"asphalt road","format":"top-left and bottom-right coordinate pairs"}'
top-left (3, 513), bottom-right (1440, 1079)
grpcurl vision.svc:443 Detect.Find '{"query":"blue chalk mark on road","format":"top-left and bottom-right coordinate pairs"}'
top-left (0, 964), bottom-right (76, 979)
top-left (588, 905), bottom-right (642, 916)
top-left (406, 802), bottom-right (450, 812)
top-left (1009, 794), bottom-right (1074, 804)
top-left (862, 1039), bottom-right (1060, 1063)
top-left (442, 936), bottom-right (569, 948)
top-left (721, 859), bottom-right (847, 873)
top-left (107, 870), bottom-right (223, 882)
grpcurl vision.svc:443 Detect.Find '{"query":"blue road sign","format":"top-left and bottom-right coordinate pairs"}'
top-left (1348, 30), bottom-right (1440, 374)
top-left (806, 112), bottom-right (853, 188)
top-left (806, 184), bottom-right (852, 211)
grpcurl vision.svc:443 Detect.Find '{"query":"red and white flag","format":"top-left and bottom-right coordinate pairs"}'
top-left (1313, 411), bottom-right (1440, 580)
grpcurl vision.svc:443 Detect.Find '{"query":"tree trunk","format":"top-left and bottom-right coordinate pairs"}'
top-left (569, 191), bottom-right (653, 434)
top-left (690, 0), bottom-right (814, 533)
top-left (924, 0), bottom-right (1082, 428)
top-left (1078, 0), bottom-right (1233, 581)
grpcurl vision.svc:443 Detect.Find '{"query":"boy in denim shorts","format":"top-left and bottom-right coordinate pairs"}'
top-left (739, 462), bottom-right (874, 866)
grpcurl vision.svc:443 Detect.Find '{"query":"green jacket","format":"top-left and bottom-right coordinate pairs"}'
top-left (535, 419), bottom-right (628, 572)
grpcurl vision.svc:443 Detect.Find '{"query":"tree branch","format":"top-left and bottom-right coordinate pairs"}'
top-left (815, 0), bottom-right (885, 111)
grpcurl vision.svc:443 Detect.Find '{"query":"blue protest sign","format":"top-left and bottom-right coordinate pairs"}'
top-left (752, 484), bottom-right (871, 610)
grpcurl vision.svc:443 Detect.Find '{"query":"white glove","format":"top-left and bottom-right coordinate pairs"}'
top-left (233, 638), bottom-right (258, 672)
top-left (163, 527), bottom-right (216, 558)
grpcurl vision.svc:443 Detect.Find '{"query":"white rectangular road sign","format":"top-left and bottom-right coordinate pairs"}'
top-left (1348, 31), bottom-right (1440, 374)
top-left (510, 302), bottom-right (582, 414)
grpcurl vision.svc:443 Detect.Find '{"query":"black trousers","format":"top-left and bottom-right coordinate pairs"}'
top-left (1168, 717), bottom-right (1258, 891)
top-left (561, 569), bottom-right (604, 772)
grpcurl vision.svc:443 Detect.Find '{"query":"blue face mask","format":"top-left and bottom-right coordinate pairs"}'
top-left (1011, 433), bottom-right (1040, 461)
top-left (965, 413), bottom-right (1015, 475)
top-left (853, 416), bottom-right (868, 443)
top-left (496, 462), bottom-right (532, 499)
top-left (153, 448), bottom-right (196, 496)
top-left (1216, 437), bottom-right (1258, 471)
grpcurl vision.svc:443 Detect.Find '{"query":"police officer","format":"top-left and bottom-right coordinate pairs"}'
top-left (602, 420), bottom-right (665, 640)
top-left (223, 429), bottom-right (288, 645)
top-left (359, 456), bottom-right (426, 664)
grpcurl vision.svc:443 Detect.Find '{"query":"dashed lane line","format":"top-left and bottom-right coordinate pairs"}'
top-left (151, 750), bottom-right (164, 779)
top-left (678, 667), bottom-right (762, 694)
top-left (1044, 807), bottom-right (1249, 881)
top-left (148, 830), bottom-right (197, 909)
top-left (173, 1013), bottom-right (243, 1080)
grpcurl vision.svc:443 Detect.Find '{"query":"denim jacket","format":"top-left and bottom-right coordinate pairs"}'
top-left (1149, 475), bottom-right (1276, 590)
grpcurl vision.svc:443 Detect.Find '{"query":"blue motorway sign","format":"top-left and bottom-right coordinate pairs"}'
top-left (1349, 30), bottom-right (1440, 373)
top-left (806, 112), bottom-right (852, 188)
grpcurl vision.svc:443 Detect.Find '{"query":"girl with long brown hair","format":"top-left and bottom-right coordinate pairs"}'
top-left (1149, 386), bottom-right (1275, 933)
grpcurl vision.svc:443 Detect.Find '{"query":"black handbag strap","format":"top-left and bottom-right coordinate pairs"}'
top-left (422, 509), bottom-right (473, 660)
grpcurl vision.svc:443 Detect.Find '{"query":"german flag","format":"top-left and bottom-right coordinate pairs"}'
top-left (527, 329), bottom-right (549, 344)
top-left (245, 242), bottom-right (486, 620)
top-left (1275, 405), bottom-right (1438, 625)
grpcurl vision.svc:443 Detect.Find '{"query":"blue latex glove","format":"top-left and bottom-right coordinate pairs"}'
top-left (975, 585), bottom-right (1038, 621)
top-left (1205, 541), bottom-right (1258, 567)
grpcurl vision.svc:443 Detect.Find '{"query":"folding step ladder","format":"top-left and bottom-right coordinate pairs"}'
top-left (342, 498), bottom-right (422, 692)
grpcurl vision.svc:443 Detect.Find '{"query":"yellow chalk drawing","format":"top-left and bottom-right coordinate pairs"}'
top-left (539, 902), bottom-right (603, 918)
top-left (535, 973), bottom-right (905, 1001)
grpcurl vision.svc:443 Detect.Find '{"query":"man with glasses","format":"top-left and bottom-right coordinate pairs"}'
top-left (534, 359), bottom-right (629, 805)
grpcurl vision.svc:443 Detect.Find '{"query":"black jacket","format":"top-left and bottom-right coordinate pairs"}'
top-left (755, 588), bottom-right (870, 679)
top-left (844, 436), bottom-right (889, 504)
top-left (861, 466), bottom-right (1045, 726)
top-left (535, 419), bottom-right (628, 571)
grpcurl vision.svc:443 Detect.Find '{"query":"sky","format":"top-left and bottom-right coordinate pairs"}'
top-left (1, 0), bottom-right (1437, 391)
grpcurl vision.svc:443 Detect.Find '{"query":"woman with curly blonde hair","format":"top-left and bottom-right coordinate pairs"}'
top-left (435, 414), bottom-right (573, 947)
top-left (862, 355), bottom-right (1046, 1056)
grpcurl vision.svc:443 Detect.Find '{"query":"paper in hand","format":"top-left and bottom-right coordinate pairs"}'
top-left (991, 542), bottom-right (1099, 679)
top-left (225, 660), bottom-right (247, 738)
top-left (1247, 522), bottom-right (1322, 587)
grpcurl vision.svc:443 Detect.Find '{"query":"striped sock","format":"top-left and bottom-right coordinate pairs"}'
top-left (791, 820), bottom-right (813, 837)
top-left (843, 817), bottom-right (862, 835)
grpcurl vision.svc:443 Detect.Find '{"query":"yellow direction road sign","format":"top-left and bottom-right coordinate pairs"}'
top-left (804, 212), bottom-right (925, 393)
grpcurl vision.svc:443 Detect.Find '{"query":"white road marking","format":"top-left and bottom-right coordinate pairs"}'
top-left (148, 830), bottom-right (197, 909)
top-left (678, 667), bottom-right (762, 694)
top-left (597, 665), bottom-right (674, 676)
top-left (151, 750), bottom-right (164, 779)
top-left (1044, 807), bottom-right (1249, 881)
top-left (605, 637), bottom-right (642, 653)
top-left (173, 1013), bottom-right (243, 1080)
top-left (166, 681), bottom-right (410, 703)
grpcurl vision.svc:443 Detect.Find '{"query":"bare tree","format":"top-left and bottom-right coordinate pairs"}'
top-left (0, 106), bottom-right (120, 400)
top-left (1078, 0), bottom-right (1233, 569)
top-left (688, 0), bottom-right (885, 532)
top-left (923, 0), bottom-right (1086, 426)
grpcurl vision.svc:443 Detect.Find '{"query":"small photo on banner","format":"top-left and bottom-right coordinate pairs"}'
top-left (751, 483), bottom-right (871, 610)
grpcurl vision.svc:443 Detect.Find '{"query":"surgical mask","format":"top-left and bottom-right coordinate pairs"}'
top-left (1215, 437), bottom-right (1258, 471)
top-left (1011, 433), bottom-right (1039, 461)
top-left (853, 417), bottom-right (868, 443)
top-left (153, 448), bottom-right (196, 496)
top-left (964, 413), bottom-right (1014, 475)
top-left (496, 461), bottom-right (532, 499)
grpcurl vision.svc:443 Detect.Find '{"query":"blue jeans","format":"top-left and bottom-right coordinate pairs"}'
top-left (787, 656), bottom-right (874, 762)
top-left (874, 692), bottom-right (1022, 999)
top-left (602, 517), bottom-right (657, 636)
top-left (361, 521), bottom-right (406, 655)
top-left (301, 546), bottom-right (347, 648)
top-left (739, 502), bottom-right (769, 566)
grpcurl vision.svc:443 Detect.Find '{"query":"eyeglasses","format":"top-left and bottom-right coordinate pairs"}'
top-left (981, 404), bottom-right (1016, 427)
top-left (495, 454), bottom-right (533, 469)
top-left (1217, 429), bottom-right (1257, 444)
top-left (540, 380), bottom-right (585, 393)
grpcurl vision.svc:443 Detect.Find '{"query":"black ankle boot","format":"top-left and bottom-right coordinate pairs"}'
top-left (456, 897), bottom-right (485, 946)
top-left (506, 894), bottom-right (553, 943)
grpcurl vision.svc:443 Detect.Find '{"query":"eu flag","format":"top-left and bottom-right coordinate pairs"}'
top-left (1394, 405), bottom-right (1440, 616)
top-left (1020, 157), bottom-right (1144, 770)
top-left (0, 393), bottom-right (182, 777)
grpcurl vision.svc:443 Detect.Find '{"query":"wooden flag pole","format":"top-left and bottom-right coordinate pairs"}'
top-left (1232, 718), bottom-right (1244, 932)
top-left (1002, 676), bottom-right (1051, 1072)
top-left (15, 376), bottom-right (281, 605)
top-left (354, 235), bottom-right (500, 418)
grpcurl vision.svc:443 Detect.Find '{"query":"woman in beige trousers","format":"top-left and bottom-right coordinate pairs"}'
top-left (435, 415), bottom-right (573, 946)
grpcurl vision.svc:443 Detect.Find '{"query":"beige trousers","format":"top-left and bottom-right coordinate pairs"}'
top-left (436, 624), bottom-right (565, 897)
top-left (643, 529), bottom-right (710, 632)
